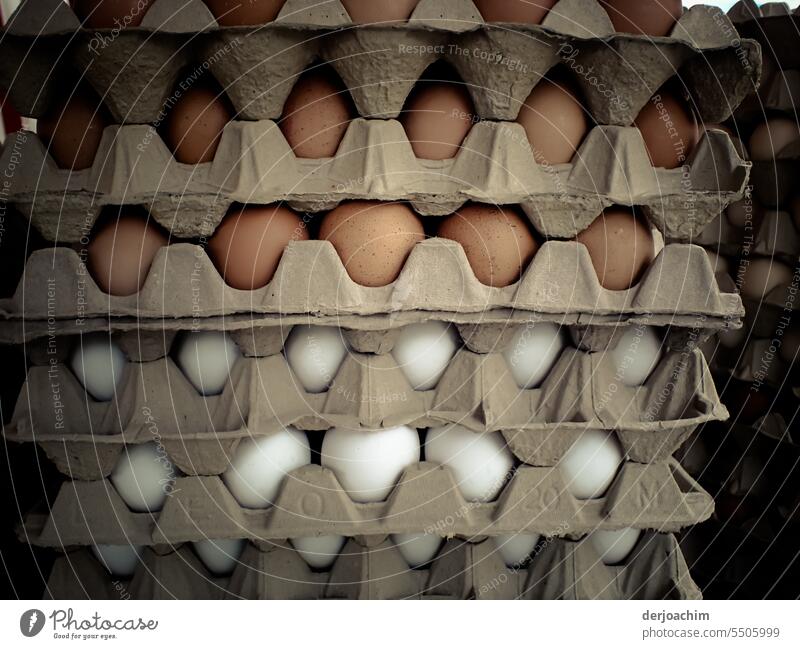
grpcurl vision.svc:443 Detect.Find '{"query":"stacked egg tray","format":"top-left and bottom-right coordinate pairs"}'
top-left (0, 0), bottom-right (760, 599)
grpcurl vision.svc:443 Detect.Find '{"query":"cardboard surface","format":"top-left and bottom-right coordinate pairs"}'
top-left (2, 0), bottom-right (759, 125)
top-left (1, 124), bottom-right (749, 243)
top-left (20, 459), bottom-right (713, 546)
top-left (44, 532), bottom-right (699, 600)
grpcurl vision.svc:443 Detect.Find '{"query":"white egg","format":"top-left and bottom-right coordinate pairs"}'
top-left (290, 535), bottom-right (346, 570)
top-left (222, 428), bottom-right (310, 509)
top-left (321, 426), bottom-right (420, 503)
top-left (492, 533), bottom-right (541, 568)
top-left (588, 527), bottom-right (641, 565)
top-left (110, 442), bottom-right (176, 512)
top-left (503, 322), bottom-right (566, 389)
top-left (424, 425), bottom-right (514, 502)
top-left (392, 321), bottom-right (460, 390)
top-left (174, 331), bottom-right (242, 396)
top-left (611, 325), bottom-right (663, 387)
top-left (391, 532), bottom-right (443, 568)
top-left (91, 544), bottom-right (142, 578)
top-left (559, 429), bottom-right (623, 500)
top-left (69, 333), bottom-right (126, 402)
top-left (192, 538), bottom-right (247, 576)
top-left (284, 324), bottom-right (349, 393)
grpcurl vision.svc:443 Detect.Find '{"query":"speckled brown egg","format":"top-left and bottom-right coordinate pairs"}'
top-left (204, 0), bottom-right (286, 25)
top-left (164, 83), bottom-right (233, 164)
top-left (37, 90), bottom-right (109, 170)
top-left (634, 91), bottom-right (699, 169)
top-left (71, 0), bottom-right (156, 28)
top-left (474, 0), bottom-right (557, 24)
top-left (517, 79), bottom-right (588, 165)
top-left (401, 83), bottom-right (475, 160)
top-left (280, 70), bottom-right (354, 158)
top-left (437, 204), bottom-right (538, 287)
top-left (575, 208), bottom-right (655, 291)
top-left (341, 0), bottom-right (419, 24)
top-left (600, 0), bottom-right (682, 36)
top-left (88, 212), bottom-right (169, 296)
top-left (748, 118), bottom-right (800, 161)
top-left (209, 204), bottom-right (309, 290)
top-left (319, 201), bottom-right (425, 287)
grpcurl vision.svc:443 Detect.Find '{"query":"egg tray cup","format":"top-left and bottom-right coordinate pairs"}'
top-left (41, 532), bottom-right (699, 600)
top-left (2, 0), bottom-right (760, 127)
top-left (2, 122), bottom-right (751, 245)
top-left (0, 238), bottom-right (745, 327)
top-left (696, 206), bottom-right (800, 264)
top-left (6, 344), bottom-right (726, 477)
top-left (20, 457), bottom-right (712, 546)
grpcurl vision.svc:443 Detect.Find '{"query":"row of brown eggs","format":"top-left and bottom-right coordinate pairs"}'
top-left (84, 201), bottom-right (654, 295)
top-left (70, 0), bottom-right (682, 36)
top-left (38, 66), bottom-right (700, 170)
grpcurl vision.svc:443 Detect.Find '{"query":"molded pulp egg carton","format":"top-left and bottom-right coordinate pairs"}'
top-left (6, 346), bottom-right (726, 478)
top-left (703, 336), bottom-right (790, 388)
top-left (0, 240), bottom-right (745, 328)
top-left (0, 122), bottom-right (749, 243)
top-left (21, 457), bottom-right (712, 546)
top-left (43, 533), bottom-right (700, 600)
top-left (2, 0), bottom-right (760, 126)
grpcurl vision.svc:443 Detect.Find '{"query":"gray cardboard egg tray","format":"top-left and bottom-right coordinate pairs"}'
top-left (4, 345), bottom-right (726, 477)
top-left (19, 456), bottom-right (712, 546)
top-left (0, 240), bottom-right (745, 329)
top-left (729, 1), bottom-right (800, 70)
top-left (41, 532), bottom-right (699, 600)
top-left (2, 0), bottom-right (760, 127)
top-left (702, 335), bottom-right (788, 388)
top-left (0, 121), bottom-right (749, 243)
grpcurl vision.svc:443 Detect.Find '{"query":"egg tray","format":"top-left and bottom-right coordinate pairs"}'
top-left (41, 533), bottom-right (699, 600)
top-left (729, 1), bottom-right (800, 71)
top-left (2, 0), bottom-right (760, 128)
top-left (703, 336), bottom-right (789, 389)
top-left (0, 240), bottom-right (745, 328)
top-left (5, 347), bottom-right (725, 477)
top-left (696, 207), bottom-right (800, 264)
top-left (19, 457), bottom-right (712, 546)
top-left (1, 121), bottom-right (749, 245)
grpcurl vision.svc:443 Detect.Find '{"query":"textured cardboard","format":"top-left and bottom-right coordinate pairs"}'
top-left (44, 533), bottom-right (699, 600)
top-left (0, 241), bottom-right (745, 325)
top-left (5, 347), bottom-right (726, 478)
top-left (696, 207), bottom-right (800, 263)
top-left (20, 459), bottom-right (713, 546)
top-left (0, 123), bottom-right (749, 243)
top-left (2, 0), bottom-right (760, 125)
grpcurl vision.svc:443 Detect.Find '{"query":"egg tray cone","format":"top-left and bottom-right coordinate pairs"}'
top-left (2, 0), bottom-right (759, 126)
top-left (5, 346), bottom-right (726, 478)
top-left (41, 532), bottom-right (699, 600)
top-left (0, 240), bottom-right (745, 327)
top-left (1, 124), bottom-right (750, 245)
top-left (19, 457), bottom-right (712, 546)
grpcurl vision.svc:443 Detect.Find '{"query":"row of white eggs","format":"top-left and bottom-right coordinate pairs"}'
top-left (69, 322), bottom-right (665, 402)
top-left (92, 526), bottom-right (642, 580)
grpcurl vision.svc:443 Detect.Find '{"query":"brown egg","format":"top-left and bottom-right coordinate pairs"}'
top-left (517, 79), bottom-right (588, 165)
top-left (748, 118), bottom-right (800, 161)
top-left (634, 92), bottom-right (699, 169)
top-left (319, 201), bottom-right (425, 287)
top-left (341, 0), bottom-right (419, 24)
top-left (88, 213), bottom-right (169, 296)
top-left (726, 196), bottom-right (762, 229)
top-left (37, 90), bottom-right (109, 171)
top-left (204, 0), bottom-right (286, 26)
top-left (280, 70), bottom-right (354, 159)
top-left (575, 208), bottom-right (655, 291)
top-left (401, 84), bottom-right (475, 160)
top-left (740, 258), bottom-right (793, 300)
top-left (600, 0), bottom-right (682, 37)
top-left (208, 205), bottom-right (309, 290)
top-left (71, 0), bottom-right (156, 28)
top-left (437, 204), bottom-right (538, 287)
top-left (474, 0), bottom-right (557, 24)
top-left (164, 83), bottom-right (232, 164)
